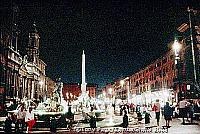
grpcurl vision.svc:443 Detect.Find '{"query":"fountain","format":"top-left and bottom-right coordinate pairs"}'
top-left (33, 50), bottom-right (121, 128)
top-left (70, 50), bottom-right (107, 123)
top-left (33, 79), bottom-right (67, 118)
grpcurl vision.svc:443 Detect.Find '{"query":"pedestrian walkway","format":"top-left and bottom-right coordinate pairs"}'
top-left (128, 112), bottom-right (200, 134)
top-left (0, 112), bottom-right (200, 134)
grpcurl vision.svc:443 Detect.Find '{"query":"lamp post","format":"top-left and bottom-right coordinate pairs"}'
top-left (187, 7), bottom-right (199, 91)
top-left (172, 38), bottom-right (182, 101)
top-left (120, 78), bottom-right (130, 104)
top-left (108, 87), bottom-right (113, 105)
top-left (120, 79), bottom-right (124, 101)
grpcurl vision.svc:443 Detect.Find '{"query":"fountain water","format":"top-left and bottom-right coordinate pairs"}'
top-left (34, 79), bottom-right (67, 116)
top-left (34, 51), bottom-right (108, 125)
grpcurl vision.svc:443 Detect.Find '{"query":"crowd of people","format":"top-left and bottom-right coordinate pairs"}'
top-left (4, 99), bottom-right (200, 132)
top-left (119, 99), bottom-right (200, 128)
top-left (4, 103), bottom-right (36, 133)
top-left (178, 99), bottom-right (200, 124)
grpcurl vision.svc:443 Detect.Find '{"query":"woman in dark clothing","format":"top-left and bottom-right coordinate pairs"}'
top-left (194, 101), bottom-right (200, 120)
top-left (164, 102), bottom-right (173, 127)
top-left (144, 111), bottom-right (151, 124)
top-left (122, 110), bottom-right (128, 128)
top-left (87, 107), bottom-right (96, 128)
top-left (66, 106), bottom-right (74, 129)
top-left (4, 113), bottom-right (12, 133)
top-left (188, 100), bottom-right (194, 123)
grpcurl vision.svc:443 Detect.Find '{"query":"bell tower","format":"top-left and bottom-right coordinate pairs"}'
top-left (27, 22), bottom-right (40, 63)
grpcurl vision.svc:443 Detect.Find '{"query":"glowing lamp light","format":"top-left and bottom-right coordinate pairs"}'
top-left (103, 91), bottom-right (106, 97)
top-left (172, 39), bottom-right (181, 55)
top-left (120, 80), bottom-right (125, 86)
top-left (108, 88), bottom-right (112, 94)
top-left (163, 90), bottom-right (169, 98)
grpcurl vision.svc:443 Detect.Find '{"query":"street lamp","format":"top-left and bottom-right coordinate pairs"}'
top-left (187, 7), bottom-right (199, 91)
top-left (108, 88), bottom-right (112, 95)
top-left (120, 80), bottom-right (125, 86)
top-left (172, 38), bottom-right (182, 101)
top-left (120, 80), bottom-right (124, 101)
top-left (172, 39), bottom-right (181, 57)
top-left (108, 87), bottom-right (113, 104)
top-left (103, 91), bottom-right (106, 97)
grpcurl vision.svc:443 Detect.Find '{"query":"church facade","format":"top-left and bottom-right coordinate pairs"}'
top-left (0, 23), bottom-right (47, 111)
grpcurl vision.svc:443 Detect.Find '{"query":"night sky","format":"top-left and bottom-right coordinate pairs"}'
top-left (1, 0), bottom-right (199, 88)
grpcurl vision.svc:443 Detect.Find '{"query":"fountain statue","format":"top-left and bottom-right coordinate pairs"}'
top-left (34, 78), bottom-right (66, 114)
top-left (73, 51), bottom-right (106, 122)
top-left (34, 51), bottom-right (106, 124)
top-left (53, 78), bottom-right (63, 104)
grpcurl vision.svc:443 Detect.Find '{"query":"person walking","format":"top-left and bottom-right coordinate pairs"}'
top-left (164, 102), bottom-right (173, 127)
top-left (153, 99), bottom-right (161, 126)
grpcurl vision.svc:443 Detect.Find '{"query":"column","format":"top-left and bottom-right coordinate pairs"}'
top-left (24, 77), bottom-right (27, 97)
top-left (31, 80), bottom-right (34, 99)
top-left (27, 78), bottom-right (31, 99)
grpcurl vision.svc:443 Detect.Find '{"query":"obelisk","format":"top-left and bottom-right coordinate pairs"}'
top-left (81, 50), bottom-right (87, 95)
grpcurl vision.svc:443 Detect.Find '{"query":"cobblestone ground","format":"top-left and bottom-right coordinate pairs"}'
top-left (128, 112), bottom-right (200, 134)
top-left (1, 112), bottom-right (200, 134)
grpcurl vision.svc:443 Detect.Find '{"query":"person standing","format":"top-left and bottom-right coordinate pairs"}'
top-left (25, 107), bottom-right (35, 132)
top-left (122, 110), bottom-right (129, 128)
top-left (188, 100), bottom-right (194, 123)
top-left (120, 106), bottom-right (123, 116)
top-left (4, 113), bottom-right (12, 133)
top-left (87, 107), bottom-right (96, 128)
top-left (15, 104), bottom-right (26, 132)
top-left (130, 103), bottom-right (133, 112)
top-left (179, 99), bottom-right (187, 124)
top-left (144, 111), bottom-right (151, 124)
top-left (66, 106), bottom-right (74, 129)
top-left (153, 99), bottom-right (161, 126)
top-left (164, 102), bottom-right (173, 127)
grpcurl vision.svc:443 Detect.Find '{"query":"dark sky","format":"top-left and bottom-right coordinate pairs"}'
top-left (1, 0), bottom-right (199, 88)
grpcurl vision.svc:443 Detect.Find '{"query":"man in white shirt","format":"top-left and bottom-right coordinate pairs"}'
top-left (179, 99), bottom-right (187, 124)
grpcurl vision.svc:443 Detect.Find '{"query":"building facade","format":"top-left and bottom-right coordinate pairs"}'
top-left (128, 51), bottom-right (176, 105)
top-left (46, 77), bottom-right (56, 99)
top-left (62, 83), bottom-right (97, 102)
top-left (175, 10), bottom-right (200, 100)
top-left (101, 9), bottom-right (200, 105)
top-left (0, 24), bottom-right (47, 111)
